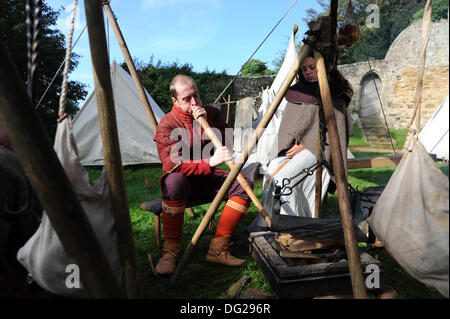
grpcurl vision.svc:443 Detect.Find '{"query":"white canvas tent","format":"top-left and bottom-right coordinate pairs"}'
top-left (238, 28), bottom-right (298, 169)
top-left (72, 61), bottom-right (165, 165)
top-left (418, 95), bottom-right (449, 160)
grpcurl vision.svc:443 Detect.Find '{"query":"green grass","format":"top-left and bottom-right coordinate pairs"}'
top-left (349, 124), bottom-right (409, 150)
top-left (85, 125), bottom-right (446, 299)
top-left (349, 124), bottom-right (370, 147)
top-left (86, 157), bottom-right (448, 299)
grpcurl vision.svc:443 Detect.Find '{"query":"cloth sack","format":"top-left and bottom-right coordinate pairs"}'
top-left (17, 118), bottom-right (122, 297)
top-left (368, 139), bottom-right (449, 298)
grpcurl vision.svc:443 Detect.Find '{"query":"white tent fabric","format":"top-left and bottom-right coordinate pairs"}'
top-left (418, 96), bottom-right (449, 160)
top-left (239, 29), bottom-right (298, 169)
top-left (72, 61), bottom-right (165, 166)
top-left (18, 118), bottom-right (122, 297)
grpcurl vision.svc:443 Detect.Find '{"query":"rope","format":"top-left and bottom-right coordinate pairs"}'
top-left (213, 0), bottom-right (299, 104)
top-left (349, 1), bottom-right (397, 155)
top-left (26, 0), bottom-right (42, 102)
top-left (35, 24), bottom-right (87, 110)
top-left (404, 0), bottom-right (432, 152)
top-left (58, 0), bottom-right (78, 119)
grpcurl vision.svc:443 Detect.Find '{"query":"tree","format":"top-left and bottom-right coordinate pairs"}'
top-left (412, 0), bottom-right (448, 22)
top-left (128, 56), bottom-right (231, 113)
top-left (0, 0), bottom-right (87, 140)
top-left (240, 59), bottom-right (275, 77)
top-left (300, 0), bottom-right (432, 65)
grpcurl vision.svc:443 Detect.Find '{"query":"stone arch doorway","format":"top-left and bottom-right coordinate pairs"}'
top-left (358, 73), bottom-right (395, 149)
top-left (360, 72), bottom-right (382, 118)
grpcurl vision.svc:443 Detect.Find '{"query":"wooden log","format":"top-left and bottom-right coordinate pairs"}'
top-left (279, 251), bottom-right (321, 259)
top-left (314, 50), bottom-right (367, 299)
top-left (84, 0), bottom-right (143, 299)
top-left (103, 3), bottom-right (158, 133)
top-left (169, 40), bottom-right (314, 288)
top-left (0, 40), bottom-right (124, 298)
top-left (347, 154), bottom-right (403, 170)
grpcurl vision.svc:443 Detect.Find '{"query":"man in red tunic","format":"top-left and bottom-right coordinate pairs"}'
top-left (153, 75), bottom-right (253, 275)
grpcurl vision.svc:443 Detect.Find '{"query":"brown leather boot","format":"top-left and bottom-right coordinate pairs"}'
top-left (205, 235), bottom-right (246, 266)
top-left (155, 241), bottom-right (182, 275)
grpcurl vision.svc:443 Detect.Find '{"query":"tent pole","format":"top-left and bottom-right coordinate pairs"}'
top-left (314, 50), bottom-right (368, 299)
top-left (169, 40), bottom-right (314, 288)
top-left (0, 40), bottom-right (124, 299)
top-left (314, 129), bottom-right (322, 218)
top-left (103, 2), bottom-right (158, 133)
top-left (84, 0), bottom-right (143, 299)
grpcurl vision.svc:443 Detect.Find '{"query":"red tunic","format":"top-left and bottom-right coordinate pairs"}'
top-left (154, 104), bottom-right (230, 178)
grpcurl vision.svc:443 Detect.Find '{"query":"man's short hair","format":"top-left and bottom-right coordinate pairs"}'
top-left (170, 74), bottom-right (197, 98)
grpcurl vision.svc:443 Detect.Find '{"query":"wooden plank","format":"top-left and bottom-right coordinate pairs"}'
top-left (347, 155), bottom-right (402, 169)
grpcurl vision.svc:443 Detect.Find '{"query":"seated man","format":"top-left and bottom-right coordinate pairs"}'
top-left (153, 74), bottom-right (254, 275)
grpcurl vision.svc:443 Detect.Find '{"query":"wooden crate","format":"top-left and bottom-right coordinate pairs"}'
top-left (249, 231), bottom-right (382, 299)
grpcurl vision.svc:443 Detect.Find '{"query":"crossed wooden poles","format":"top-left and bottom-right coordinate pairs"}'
top-left (169, 17), bottom-right (368, 298)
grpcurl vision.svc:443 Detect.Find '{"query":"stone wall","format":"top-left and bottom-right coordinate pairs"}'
top-left (229, 19), bottom-right (449, 130)
top-left (339, 18), bottom-right (449, 129)
top-left (231, 75), bottom-right (275, 101)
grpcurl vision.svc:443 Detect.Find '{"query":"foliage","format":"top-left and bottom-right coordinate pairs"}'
top-left (125, 56), bottom-right (231, 114)
top-left (301, 0), bottom-right (440, 65)
top-left (0, 0), bottom-right (88, 140)
top-left (412, 0), bottom-right (449, 22)
top-left (240, 59), bottom-right (276, 77)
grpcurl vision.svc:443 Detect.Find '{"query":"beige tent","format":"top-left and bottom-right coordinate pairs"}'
top-left (72, 61), bottom-right (165, 165)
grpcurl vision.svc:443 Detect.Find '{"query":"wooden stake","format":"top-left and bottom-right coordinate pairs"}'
top-left (225, 94), bottom-right (231, 124)
top-left (314, 50), bottom-right (367, 299)
top-left (103, 3), bottom-right (158, 133)
top-left (84, 0), bottom-right (143, 299)
top-left (0, 40), bottom-right (124, 299)
top-left (314, 127), bottom-right (322, 218)
top-left (169, 41), bottom-right (314, 287)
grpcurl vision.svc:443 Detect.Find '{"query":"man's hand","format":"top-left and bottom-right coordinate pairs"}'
top-left (209, 146), bottom-right (232, 167)
top-left (285, 143), bottom-right (305, 159)
top-left (190, 105), bottom-right (207, 120)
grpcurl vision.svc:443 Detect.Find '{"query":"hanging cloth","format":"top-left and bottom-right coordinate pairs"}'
top-left (17, 1), bottom-right (122, 297)
top-left (368, 0), bottom-right (449, 298)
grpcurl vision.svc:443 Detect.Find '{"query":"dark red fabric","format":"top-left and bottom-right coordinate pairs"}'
top-left (154, 104), bottom-right (229, 175)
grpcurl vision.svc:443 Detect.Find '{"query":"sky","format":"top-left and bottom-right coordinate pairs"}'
top-left (44, 0), bottom-right (322, 104)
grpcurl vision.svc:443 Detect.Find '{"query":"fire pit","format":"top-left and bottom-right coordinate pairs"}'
top-left (249, 230), bottom-right (382, 299)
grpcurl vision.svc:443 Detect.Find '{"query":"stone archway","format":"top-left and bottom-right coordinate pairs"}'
top-left (360, 73), bottom-right (382, 118)
top-left (359, 73), bottom-right (396, 149)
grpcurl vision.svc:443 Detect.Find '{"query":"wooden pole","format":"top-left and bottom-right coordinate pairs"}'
top-left (103, 3), bottom-right (158, 133)
top-left (169, 42), bottom-right (314, 287)
top-left (329, 0), bottom-right (339, 68)
top-left (196, 116), bottom-right (272, 227)
top-left (0, 40), bottom-right (124, 299)
top-left (314, 129), bottom-right (322, 218)
top-left (225, 94), bottom-right (231, 124)
top-left (314, 50), bottom-right (368, 299)
top-left (84, 0), bottom-right (143, 299)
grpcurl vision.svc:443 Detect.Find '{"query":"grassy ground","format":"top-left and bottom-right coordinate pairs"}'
top-left (86, 128), bottom-right (448, 299)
